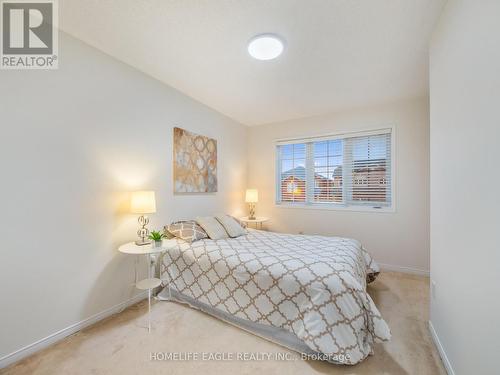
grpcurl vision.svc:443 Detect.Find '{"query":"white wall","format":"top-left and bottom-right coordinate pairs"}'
top-left (247, 98), bottom-right (430, 273)
top-left (429, 1), bottom-right (500, 374)
top-left (0, 33), bottom-right (247, 361)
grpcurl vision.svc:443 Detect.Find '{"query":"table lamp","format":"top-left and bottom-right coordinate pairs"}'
top-left (245, 189), bottom-right (258, 220)
top-left (130, 190), bottom-right (156, 245)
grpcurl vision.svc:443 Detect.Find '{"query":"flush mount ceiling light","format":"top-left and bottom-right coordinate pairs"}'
top-left (248, 34), bottom-right (285, 61)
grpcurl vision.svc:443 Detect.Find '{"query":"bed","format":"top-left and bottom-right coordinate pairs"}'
top-left (158, 228), bottom-right (391, 365)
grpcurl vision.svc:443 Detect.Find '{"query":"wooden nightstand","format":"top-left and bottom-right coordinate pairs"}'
top-left (118, 240), bottom-right (176, 332)
top-left (239, 216), bottom-right (270, 230)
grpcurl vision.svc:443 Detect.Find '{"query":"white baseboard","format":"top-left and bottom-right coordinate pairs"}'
top-left (428, 321), bottom-right (455, 375)
top-left (378, 262), bottom-right (430, 276)
top-left (0, 291), bottom-right (147, 369)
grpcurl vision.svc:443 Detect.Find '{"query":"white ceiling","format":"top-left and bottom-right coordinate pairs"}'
top-left (60, 0), bottom-right (445, 126)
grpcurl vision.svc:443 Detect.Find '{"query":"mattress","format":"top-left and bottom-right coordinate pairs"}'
top-left (159, 229), bottom-right (391, 365)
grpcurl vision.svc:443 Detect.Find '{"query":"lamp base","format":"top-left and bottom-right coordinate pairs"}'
top-left (248, 203), bottom-right (256, 220)
top-left (136, 215), bottom-right (151, 246)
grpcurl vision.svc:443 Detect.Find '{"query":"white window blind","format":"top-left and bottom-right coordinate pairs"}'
top-left (276, 128), bottom-right (393, 209)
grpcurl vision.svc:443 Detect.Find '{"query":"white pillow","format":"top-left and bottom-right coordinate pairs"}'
top-left (196, 216), bottom-right (229, 240)
top-left (215, 214), bottom-right (247, 238)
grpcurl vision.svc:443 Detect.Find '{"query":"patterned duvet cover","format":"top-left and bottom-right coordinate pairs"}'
top-left (160, 229), bottom-right (390, 364)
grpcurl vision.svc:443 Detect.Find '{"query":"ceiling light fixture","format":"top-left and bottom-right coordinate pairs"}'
top-left (248, 34), bottom-right (285, 61)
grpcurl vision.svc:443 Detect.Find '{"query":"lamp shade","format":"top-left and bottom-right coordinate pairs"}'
top-left (130, 191), bottom-right (156, 214)
top-left (245, 189), bottom-right (258, 203)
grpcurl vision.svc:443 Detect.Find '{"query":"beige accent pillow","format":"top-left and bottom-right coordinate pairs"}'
top-left (215, 214), bottom-right (246, 238)
top-left (196, 216), bottom-right (229, 240)
top-left (165, 220), bottom-right (208, 243)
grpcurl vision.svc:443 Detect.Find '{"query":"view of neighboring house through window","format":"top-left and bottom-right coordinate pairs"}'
top-left (349, 134), bottom-right (390, 204)
top-left (278, 143), bottom-right (306, 202)
top-left (313, 140), bottom-right (343, 203)
top-left (276, 128), bottom-right (393, 209)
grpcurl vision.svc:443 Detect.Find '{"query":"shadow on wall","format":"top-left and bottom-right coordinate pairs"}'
top-left (80, 190), bottom-right (147, 321)
top-left (80, 146), bottom-right (160, 322)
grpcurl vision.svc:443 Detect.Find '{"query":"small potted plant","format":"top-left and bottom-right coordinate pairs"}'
top-left (148, 230), bottom-right (165, 248)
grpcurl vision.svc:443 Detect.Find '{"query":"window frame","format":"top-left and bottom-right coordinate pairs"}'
top-left (274, 126), bottom-right (396, 213)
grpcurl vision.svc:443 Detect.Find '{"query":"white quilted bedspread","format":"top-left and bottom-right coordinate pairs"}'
top-left (161, 229), bottom-right (391, 364)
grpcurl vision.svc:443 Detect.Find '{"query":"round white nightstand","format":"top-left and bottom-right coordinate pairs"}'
top-left (239, 216), bottom-right (270, 230)
top-left (118, 240), bottom-right (177, 332)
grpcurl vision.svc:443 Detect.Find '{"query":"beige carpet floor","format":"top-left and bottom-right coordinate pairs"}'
top-left (1, 272), bottom-right (446, 375)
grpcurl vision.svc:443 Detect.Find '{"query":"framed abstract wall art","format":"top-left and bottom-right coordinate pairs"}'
top-left (173, 127), bottom-right (217, 193)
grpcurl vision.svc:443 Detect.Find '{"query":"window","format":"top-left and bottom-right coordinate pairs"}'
top-left (278, 143), bottom-right (306, 203)
top-left (276, 128), bottom-right (393, 210)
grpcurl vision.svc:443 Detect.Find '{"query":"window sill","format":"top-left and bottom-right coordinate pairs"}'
top-left (274, 202), bottom-right (396, 213)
